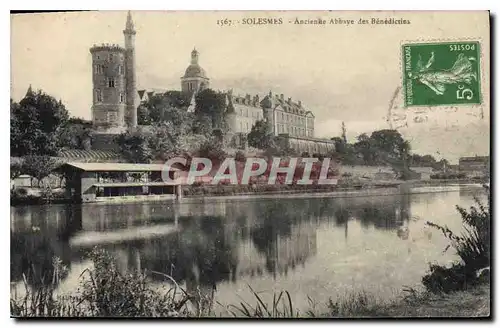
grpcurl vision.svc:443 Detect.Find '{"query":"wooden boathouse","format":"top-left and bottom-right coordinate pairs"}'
top-left (58, 162), bottom-right (182, 203)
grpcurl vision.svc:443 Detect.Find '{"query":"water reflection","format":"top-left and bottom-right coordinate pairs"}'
top-left (12, 187), bottom-right (483, 310)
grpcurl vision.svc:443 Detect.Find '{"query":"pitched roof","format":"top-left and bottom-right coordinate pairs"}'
top-left (62, 162), bottom-right (180, 172)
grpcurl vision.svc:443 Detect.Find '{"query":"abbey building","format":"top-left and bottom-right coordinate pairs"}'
top-left (90, 12), bottom-right (334, 154)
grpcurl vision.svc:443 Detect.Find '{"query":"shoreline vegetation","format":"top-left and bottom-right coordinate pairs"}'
top-left (10, 186), bottom-right (490, 318)
top-left (10, 177), bottom-right (487, 206)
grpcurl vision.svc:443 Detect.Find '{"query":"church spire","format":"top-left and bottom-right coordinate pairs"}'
top-left (25, 84), bottom-right (33, 97)
top-left (124, 11), bottom-right (136, 34)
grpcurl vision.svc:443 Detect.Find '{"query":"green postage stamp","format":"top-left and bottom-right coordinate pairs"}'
top-left (402, 41), bottom-right (481, 107)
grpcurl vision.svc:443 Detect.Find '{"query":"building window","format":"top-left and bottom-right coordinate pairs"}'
top-left (246, 122), bottom-right (249, 132)
top-left (108, 78), bottom-right (115, 88)
top-left (118, 65), bottom-right (123, 75)
top-left (119, 93), bottom-right (124, 103)
top-left (95, 89), bottom-right (102, 102)
top-left (94, 64), bottom-right (103, 74)
top-left (97, 55), bottom-right (100, 60)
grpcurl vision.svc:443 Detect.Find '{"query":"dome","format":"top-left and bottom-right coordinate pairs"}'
top-left (183, 64), bottom-right (207, 78)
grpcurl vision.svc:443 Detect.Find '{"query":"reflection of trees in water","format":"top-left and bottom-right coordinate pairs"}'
top-left (11, 232), bottom-right (72, 289)
top-left (11, 205), bottom-right (81, 289)
top-left (10, 192), bottom-right (414, 292)
top-left (98, 216), bottom-right (238, 290)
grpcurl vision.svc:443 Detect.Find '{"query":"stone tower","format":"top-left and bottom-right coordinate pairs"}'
top-left (90, 43), bottom-right (127, 128)
top-left (123, 11), bottom-right (138, 128)
top-left (90, 11), bottom-right (138, 129)
top-left (181, 48), bottom-right (210, 97)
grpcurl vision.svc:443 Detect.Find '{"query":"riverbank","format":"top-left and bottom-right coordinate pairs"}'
top-left (10, 178), bottom-right (487, 206)
top-left (311, 283), bottom-right (490, 318)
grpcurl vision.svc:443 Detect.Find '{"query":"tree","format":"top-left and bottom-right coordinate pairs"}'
top-left (58, 122), bottom-right (93, 150)
top-left (10, 160), bottom-right (23, 180)
top-left (353, 133), bottom-right (374, 164)
top-left (369, 129), bottom-right (410, 162)
top-left (137, 104), bottom-right (151, 125)
top-left (11, 89), bottom-right (69, 156)
top-left (192, 114), bottom-right (213, 136)
top-left (341, 121), bottom-right (347, 144)
top-left (331, 137), bottom-right (346, 154)
top-left (148, 121), bottom-right (181, 161)
top-left (117, 131), bottom-right (153, 163)
top-left (21, 155), bottom-right (59, 187)
top-left (247, 119), bottom-right (273, 149)
top-left (195, 89), bottom-right (227, 129)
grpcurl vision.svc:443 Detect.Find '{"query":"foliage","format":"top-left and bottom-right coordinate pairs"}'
top-left (11, 89), bottom-right (69, 156)
top-left (10, 160), bottom-right (23, 180)
top-left (77, 248), bottom-right (191, 317)
top-left (247, 119), bottom-right (273, 149)
top-left (67, 117), bottom-right (92, 126)
top-left (326, 291), bottom-right (385, 317)
top-left (138, 92), bottom-right (191, 124)
top-left (194, 89), bottom-right (226, 118)
top-left (423, 185), bottom-right (490, 293)
top-left (430, 172), bottom-right (467, 180)
top-left (148, 122), bottom-right (181, 161)
top-left (341, 121), bottom-right (347, 144)
top-left (224, 288), bottom-right (297, 318)
top-left (196, 139), bottom-right (227, 163)
top-left (195, 89), bottom-right (227, 129)
top-left (192, 114), bottom-right (213, 136)
top-left (57, 121), bottom-right (93, 150)
top-left (21, 156), bottom-right (59, 187)
top-left (116, 131), bottom-right (153, 163)
top-left (11, 249), bottom-right (193, 317)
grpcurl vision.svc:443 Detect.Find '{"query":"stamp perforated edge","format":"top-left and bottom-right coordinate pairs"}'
top-left (398, 37), bottom-right (487, 111)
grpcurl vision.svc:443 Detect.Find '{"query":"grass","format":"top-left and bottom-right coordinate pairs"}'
top-left (11, 250), bottom-right (490, 318)
top-left (422, 185), bottom-right (490, 293)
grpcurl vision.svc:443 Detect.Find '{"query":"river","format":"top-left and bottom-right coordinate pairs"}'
top-left (10, 184), bottom-right (487, 314)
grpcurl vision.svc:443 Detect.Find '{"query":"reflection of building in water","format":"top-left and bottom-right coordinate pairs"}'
top-left (239, 222), bottom-right (317, 278)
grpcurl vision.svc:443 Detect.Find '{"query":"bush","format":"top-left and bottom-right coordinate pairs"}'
top-left (430, 172), bottom-right (467, 180)
top-left (196, 140), bottom-right (227, 162)
top-left (11, 248), bottom-right (194, 317)
top-left (423, 185), bottom-right (490, 293)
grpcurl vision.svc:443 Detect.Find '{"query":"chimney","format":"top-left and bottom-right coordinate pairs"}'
top-left (280, 94), bottom-right (284, 100)
top-left (287, 97), bottom-right (292, 104)
top-left (254, 95), bottom-right (260, 105)
top-left (298, 100), bottom-right (302, 107)
top-left (246, 94), bottom-right (251, 104)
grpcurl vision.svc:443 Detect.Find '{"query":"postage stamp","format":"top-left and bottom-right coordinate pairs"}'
top-left (402, 41), bottom-right (481, 107)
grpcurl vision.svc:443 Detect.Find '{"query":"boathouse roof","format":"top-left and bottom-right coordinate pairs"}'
top-left (62, 162), bottom-right (181, 172)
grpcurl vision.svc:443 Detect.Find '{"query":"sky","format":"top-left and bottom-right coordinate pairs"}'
top-left (11, 11), bottom-right (490, 162)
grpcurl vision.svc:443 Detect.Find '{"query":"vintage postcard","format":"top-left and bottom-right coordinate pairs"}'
top-left (10, 10), bottom-right (490, 318)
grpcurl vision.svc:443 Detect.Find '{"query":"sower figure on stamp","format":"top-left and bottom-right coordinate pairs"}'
top-left (409, 52), bottom-right (478, 95)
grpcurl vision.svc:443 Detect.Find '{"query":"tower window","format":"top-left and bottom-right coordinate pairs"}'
top-left (118, 65), bottom-right (123, 75)
top-left (108, 78), bottom-right (115, 88)
top-left (119, 93), bottom-right (124, 103)
top-left (95, 89), bottom-right (102, 102)
top-left (94, 64), bottom-right (103, 74)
